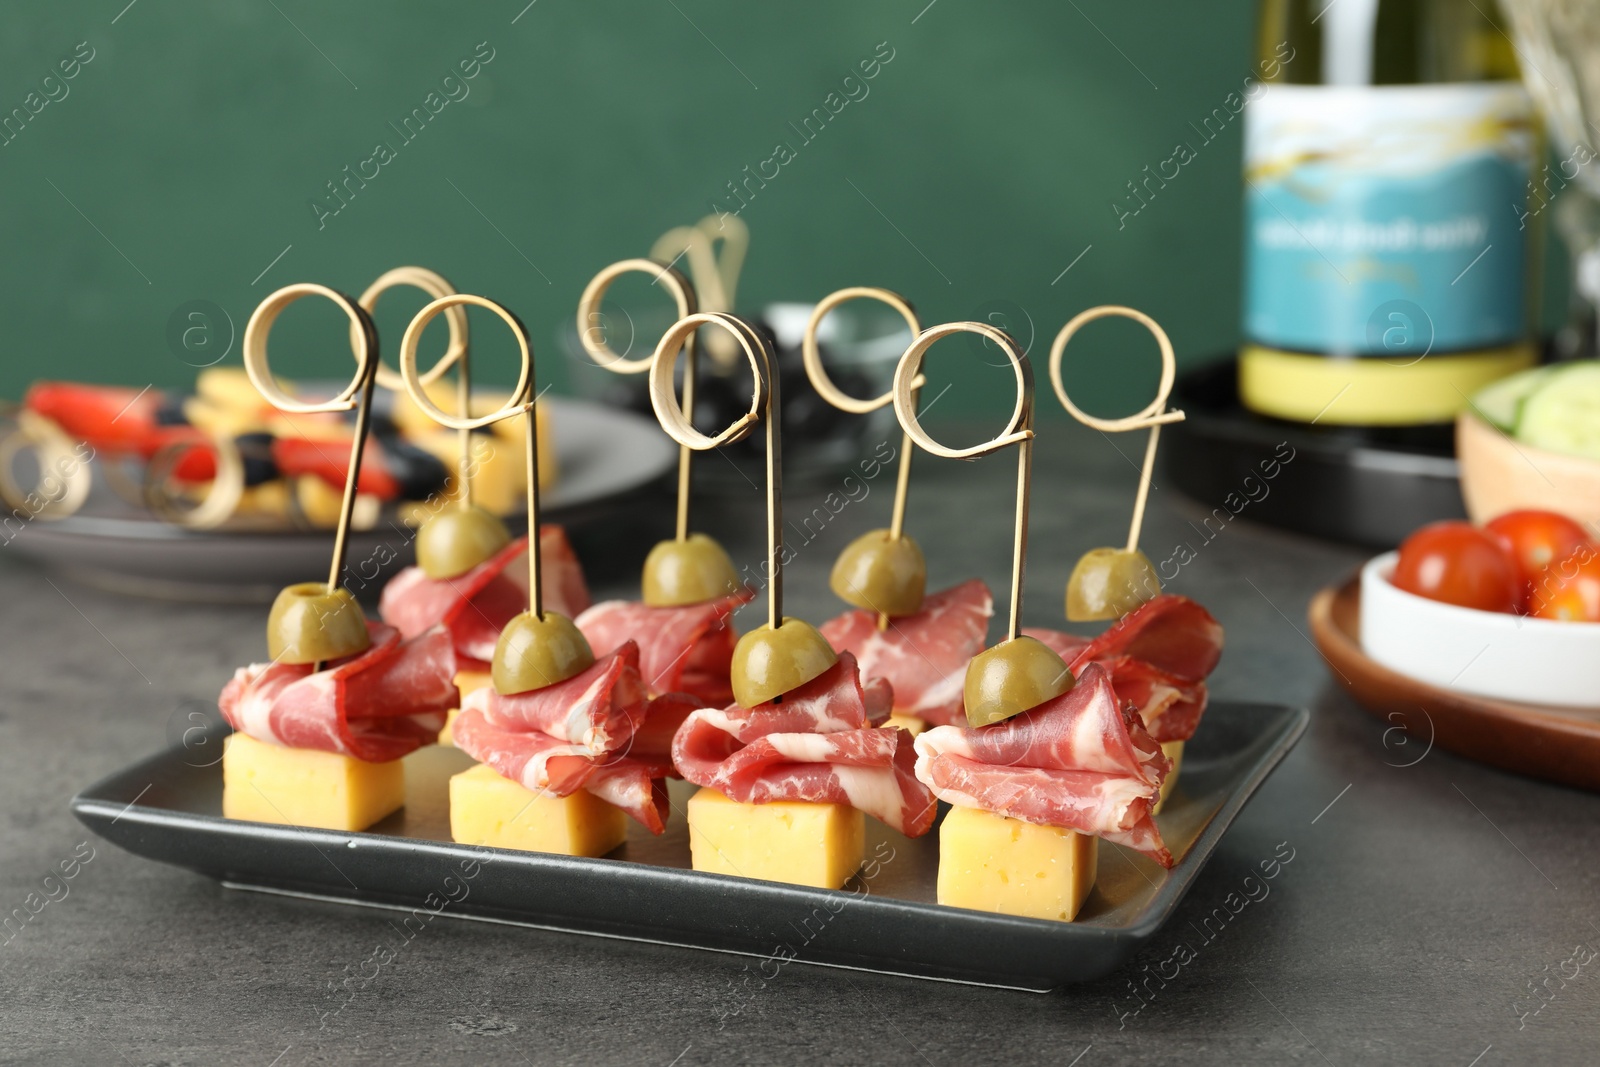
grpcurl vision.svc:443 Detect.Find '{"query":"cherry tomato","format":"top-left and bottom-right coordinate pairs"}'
top-left (1484, 510), bottom-right (1593, 609)
top-left (1391, 521), bottom-right (1519, 613)
top-left (1530, 544), bottom-right (1600, 622)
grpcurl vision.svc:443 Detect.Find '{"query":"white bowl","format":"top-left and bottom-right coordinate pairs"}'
top-left (1360, 552), bottom-right (1600, 707)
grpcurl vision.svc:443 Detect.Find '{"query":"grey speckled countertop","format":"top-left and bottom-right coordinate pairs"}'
top-left (1, 420), bottom-right (1595, 1066)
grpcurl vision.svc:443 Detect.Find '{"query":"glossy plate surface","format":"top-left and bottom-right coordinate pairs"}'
top-left (72, 701), bottom-right (1304, 990)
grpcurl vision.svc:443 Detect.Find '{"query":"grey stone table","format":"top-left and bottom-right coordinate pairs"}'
top-left (2, 421), bottom-right (1595, 1066)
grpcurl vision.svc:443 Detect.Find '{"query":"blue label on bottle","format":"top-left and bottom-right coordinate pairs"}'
top-left (1244, 84), bottom-right (1536, 358)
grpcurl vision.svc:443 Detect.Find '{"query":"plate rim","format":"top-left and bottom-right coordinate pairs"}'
top-left (1309, 570), bottom-right (1600, 791)
top-left (18, 395), bottom-right (675, 545)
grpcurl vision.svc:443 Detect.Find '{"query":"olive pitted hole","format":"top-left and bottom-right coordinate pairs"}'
top-left (267, 583), bottom-right (372, 665)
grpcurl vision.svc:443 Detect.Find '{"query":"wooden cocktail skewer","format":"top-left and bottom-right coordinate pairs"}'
top-left (890, 320), bottom-right (1072, 727)
top-left (1047, 306), bottom-right (1186, 621)
top-left (801, 287), bottom-right (925, 632)
top-left (142, 267), bottom-right (468, 534)
top-left (243, 283), bottom-right (382, 670)
top-left (576, 259), bottom-right (742, 607)
top-left (649, 215), bottom-right (749, 370)
top-left (893, 322), bottom-right (1034, 637)
top-left (357, 267), bottom-right (473, 504)
top-left (361, 268), bottom-right (514, 582)
top-left (401, 296), bottom-right (540, 603)
top-left (576, 259), bottom-right (699, 541)
top-left (400, 294), bottom-right (594, 694)
top-left (648, 311), bottom-right (837, 708)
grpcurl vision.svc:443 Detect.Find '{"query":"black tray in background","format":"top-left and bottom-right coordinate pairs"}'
top-left (72, 700), bottom-right (1306, 991)
top-left (1165, 357), bottom-right (1466, 549)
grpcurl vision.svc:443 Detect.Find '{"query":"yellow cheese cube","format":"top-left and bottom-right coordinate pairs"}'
top-left (886, 712), bottom-right (926, 737)
top-left (491, 402), bottom-right (558, 493)
top-left (196, 367), bottom-right (271, 414)
top-left (438, 669), bottom-right (494, 747)
top-left (449, 762), bottom-right (627, 857)
top-left (1155, 739), bottom-right (1184, 814)
top-left (236, 481), bottom-right (291, 520)
top-left (294, 476), bottom-right (379, 531)
top-left (411, 430), bottom-right (531, 518)
top-left (936, 806), bottom-right (1098, 922)
top-left (222, 733), bottom-right (405, 832)
top-left (686, 787), bottom-right (864, 889)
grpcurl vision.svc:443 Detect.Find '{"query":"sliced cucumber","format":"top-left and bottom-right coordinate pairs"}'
top-left (1470, 365), bottom-right (1555, 431)
top-left (1516, 362), bottom-right (1600, 459)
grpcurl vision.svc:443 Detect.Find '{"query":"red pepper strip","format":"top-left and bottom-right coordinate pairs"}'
top-left (25, 381), bottom-right (209, 464)
top-left (168, 441), bottom-right (219, 482)
top-left (271, 436), bottom-right (401, 500)
top-left (23, 381), bottom-right (199, 458)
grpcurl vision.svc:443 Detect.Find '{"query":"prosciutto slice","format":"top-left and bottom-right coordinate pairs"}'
top-left (819, 579), bottom-right (993, 728)
top-left (1024, 595), bottom-right (1223, 742)
top-left (379, 526), bottom-right (591, 666)
top-left (218, 622), bottom-right (455, 763)
top-left (913, 663), bottom-right (1176, 866)
top-left (450, 643), bottom-right (674, 833)
top-left (576, 587), bottom-right (755, 702)
top-left (672, 654), bottom-right (933, 837)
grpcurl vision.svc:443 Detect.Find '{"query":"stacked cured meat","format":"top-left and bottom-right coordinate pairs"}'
top-left (914, 662), bottom-right (1175, 867)
top-left (672, 653), bottom-right (936, 838)
top-left (380, 526), bottom-right (591, 669)
top-left (1023, 595), bottom-right (1224, 747)
top-left (577, 588), bottom-right (755, 705)
top-left (450, 642), bottom-right (679, 833)
top-left (220, 622), bottom-right (457, 763)
top-left (218, 621), bottom-right (458, 832)
top-left (910, 592), bottom-right (1223, 924)
top-left (819, 580), bottom-right (994, 730)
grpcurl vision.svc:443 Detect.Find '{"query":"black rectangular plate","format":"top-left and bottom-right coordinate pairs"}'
top-left (72, 701), bottom-right (1305, 991)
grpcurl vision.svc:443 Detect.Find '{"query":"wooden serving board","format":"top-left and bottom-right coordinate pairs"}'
top-left (1308, 573), bottom-right (1600, 792)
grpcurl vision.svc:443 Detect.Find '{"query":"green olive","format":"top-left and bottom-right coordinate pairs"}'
top-left (415, 504), bottom-right (512, 580)
top-left (730, 617), bottom-right (838, 708)
top-left (641, 533), bottom-right (741, 607)
top-left (829, 529), bottom-right (927, 617)
top-left (267, 582), bottom-right (372, 665)
top-left (492, 610), bottom-right (596, 695)
top-left (1066, 547), bottom-right (1161, 621)
top-left (963, 636), bottom-right (1075, 727)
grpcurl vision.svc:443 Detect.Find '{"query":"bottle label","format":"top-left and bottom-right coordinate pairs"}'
top-left (1243, 83), bottom-right (1536, 358)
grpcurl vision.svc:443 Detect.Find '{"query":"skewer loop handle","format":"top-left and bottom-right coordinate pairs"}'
top-left (356, 266), bottom-right (469, 392)
top-left (802, 287), bottom-right (920, 415)
top-left (244, 284), bottom-right (377, 415)
top-left (576, 258), bottom-right (698, 375)
top-left (398, 295), bottom-right (533, 432)
top-left (892, 321), bottom-right (1034, 460)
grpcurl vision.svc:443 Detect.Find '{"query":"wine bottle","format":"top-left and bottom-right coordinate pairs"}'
top-left (1240, 0), bottom-right (1541, 425)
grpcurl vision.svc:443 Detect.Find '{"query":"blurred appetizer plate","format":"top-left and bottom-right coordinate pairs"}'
top-left (1310, 570), bottom-right (1600, 793)
top-left (8, 398), bottom-right (675, 601)
top-left (72, 701), bottom-right (1304, 991)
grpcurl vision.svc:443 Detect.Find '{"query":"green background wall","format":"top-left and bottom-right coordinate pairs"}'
top-left (0, 1), bottom-right (1567, 420)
